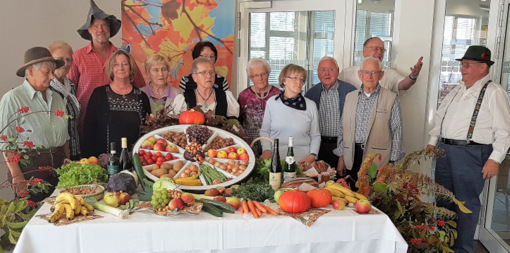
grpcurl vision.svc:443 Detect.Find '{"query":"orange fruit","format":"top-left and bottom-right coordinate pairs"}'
top-left (88, 156), bottom-right (98, 164)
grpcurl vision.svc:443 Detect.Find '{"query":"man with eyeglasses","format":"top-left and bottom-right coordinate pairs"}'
top-left (333, 57), bottom-right (405, 188)
top-left (339, 37), bottom-right (423, 94)
top-left (305, 57), bottom-right (356, 170)
top-left (427, 46), bottom-right (510, 253)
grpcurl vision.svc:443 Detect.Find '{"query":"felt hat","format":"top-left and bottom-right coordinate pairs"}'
top-left (77, 0), bottom-right (122, 41)
top-left (16, 47), bottom-right (64, 77)
top-left (456, 45), bottom-right (494, 66)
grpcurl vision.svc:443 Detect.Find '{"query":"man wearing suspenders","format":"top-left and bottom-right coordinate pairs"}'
top-left (427, 46), bottom-right (510, 253)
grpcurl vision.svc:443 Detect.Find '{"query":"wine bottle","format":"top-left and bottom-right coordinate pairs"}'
top-left (107, 142), bottom-right (120, 178)
top-left (284, 136), bottom-right (297, 181)
top-left (269, 138), bottom-right (282, 190)
top-left (119, 137), bottom-right (132, 171)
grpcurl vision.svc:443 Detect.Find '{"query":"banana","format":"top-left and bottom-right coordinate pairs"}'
top-left (331, 196), bottom-right (344, 201)
top-left (74, 203), bottom-right (82, 215)
top-left (325, 180), bottom-right (336, 187)
top-left (354, 192), bottom-right (368, 200)
top-left (56, 192), bottom-right (79, 210)
top-left (174, 178), bottom-right (202, 186)
top-left (325, 186), bottom-right (345, 198)
top-left (75, 196), bottom-right (86, 205)
top-left (329, 184), bottom-right (355, 197)
top-left (82, 202), bottom-right (94, 212)
top-left (344, 195), bottom-right (358, 204)
top-left (49, 203), bottom-right (65, 223)
top-left (62, 203), bottom-right (75, 220)
top-left (80, 208), bottom-right (88, 216)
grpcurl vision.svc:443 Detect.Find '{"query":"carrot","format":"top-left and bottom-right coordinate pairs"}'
top-left (260, 203), bottom-right (278, 216)
top-left (255, 206), bottom-right (262, 216)
top-left (247, 200), bottom-right (259, 219)
top-left (242, 200), bottom-right (249, 214)
top-left (253, 201), bottom-right (267, 213)
top-left (239, 204), bottom-right (245, 214)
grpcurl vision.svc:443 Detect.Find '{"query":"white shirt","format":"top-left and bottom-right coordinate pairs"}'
top-left (338, 66), bottom-right (404, 94)
top-left (171, 90), bottom-right (240, 117)
top-left (428, 75), bottom-right (510, 163)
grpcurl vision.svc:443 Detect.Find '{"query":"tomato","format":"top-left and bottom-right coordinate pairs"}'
top-left (147, 159), bottom-right (154, 165)
top-left (144, 153), bottom-right (151, 160)
top-left (142, 162), bottom-right (147, 166)
top-left (156, 152), bottom-right (163, 157)
top-left (156, 160), bottom-right (163, 166)
top-left (138, 150), bottom-right (145, 156)
top-left (157, 157), bottom-right (165, 163)
top-left (165, 153), bottom-right (173, 161)
top-left (151, 155), bottom-right (158, 161)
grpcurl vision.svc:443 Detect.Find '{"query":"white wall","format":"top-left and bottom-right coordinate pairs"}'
top-left (0, 0), bottom-right (120, 200)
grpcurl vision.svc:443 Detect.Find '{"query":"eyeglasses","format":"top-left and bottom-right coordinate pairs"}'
top-left (249, 72), bottom-right (268, 79)
top-left (461, 62), bottom-right (484, 68)
top-left (55, 57), bottom-right (73, 63)
top-left (359, 70), bottom-right (381, 76)
top-left (199, 55), bottom-right (216, 60)
top-left (365, 46), bottom-right (386, 52)
top-left (286, 76), bottom-right (306, 83)
top-left (194, 70), bottom-right (215, 76)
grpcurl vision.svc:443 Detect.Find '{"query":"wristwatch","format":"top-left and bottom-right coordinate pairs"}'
top-left (310, 153), bottom-right (317, 159)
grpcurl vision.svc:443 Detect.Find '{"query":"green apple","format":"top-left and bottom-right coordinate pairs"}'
top-left (274, 188), bottom-right (293, 203)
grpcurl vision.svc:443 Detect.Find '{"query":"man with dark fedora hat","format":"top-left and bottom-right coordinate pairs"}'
top-left (427, 45), bottom-right (510, 252)
top-left (0, 47), bottom-right (70, 202)
top-left (68, 0), bottom-right (145, 142)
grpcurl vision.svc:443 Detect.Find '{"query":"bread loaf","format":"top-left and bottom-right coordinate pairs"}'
top-left (281, 178), bottom-right (319, 189)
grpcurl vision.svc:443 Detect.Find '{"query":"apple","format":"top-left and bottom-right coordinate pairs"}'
top-left (147, 136), bottom-right (157, 144)
top-left (141, 140), bottom-right (153, 150)
top-left (274, 188), bottom-right (293, 203)
top-left (213, 196), bottom-right (226, 202)
top-left (104, 192), bottom-right (120, 207)
top-left (156, 138), bottom-right (167, 146)
top-left (119, 192), bottom-right (131, 205)
top-left (217, 151), bottom-right (228, 159)
top-left (168, 198), bottom-right (184, 210)
top-left (236, 148), bottom-right (246, 155)
top-left (332, 199), bottom-right (346, 210)
top-left (355, 199), bottom-right (372, 214)
top-left (238, 153), bottom-right (249, 161)
top-left (166, 144), bottom-right (179, 153)
top-left (225, 197), bottom-right (241, 210)
top-left (153, 142), bottom-right (166, 151)
top-left (227, 152), bottom-right (238, 160)
top-left (207, 149), bottom-right (218, 158)
top-left (223, 188), bottom-right (233, 196)
top-left (226, 147), bottom-right (237, 154)
top-left (204, 188), bottom-right (220, 196)
top-left (181, 193), bottom-right (195, 205)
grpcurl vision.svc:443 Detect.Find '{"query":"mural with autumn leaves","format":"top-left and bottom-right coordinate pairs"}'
top-left (121, 0), bottom-right (235, 88)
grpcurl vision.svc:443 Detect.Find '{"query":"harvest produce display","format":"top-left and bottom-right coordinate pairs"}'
top-left (132, 124), bottom-right (256, 192)
top-left (48, 192), bottom-right (95, 223)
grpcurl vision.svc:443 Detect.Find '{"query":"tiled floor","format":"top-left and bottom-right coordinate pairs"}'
top-left (474, 240), bottom-right (489, 253)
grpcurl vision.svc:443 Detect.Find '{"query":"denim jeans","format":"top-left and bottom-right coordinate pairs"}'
top-left (435, 142), bottom-right (491, 253)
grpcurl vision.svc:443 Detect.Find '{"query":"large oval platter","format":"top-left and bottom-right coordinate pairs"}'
top-left (132, 124), bottom-right (256, 192)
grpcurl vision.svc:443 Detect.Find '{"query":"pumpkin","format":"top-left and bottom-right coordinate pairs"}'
top-left (179, 109), bottom-right (205, 125)
top-left (307, 189), bottom-right (332, 208)
top-left (278, 189), bottom-right (311, 213)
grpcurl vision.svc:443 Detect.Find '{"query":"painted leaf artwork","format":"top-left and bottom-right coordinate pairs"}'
top-left (122, 0), bottom-right (235, 88)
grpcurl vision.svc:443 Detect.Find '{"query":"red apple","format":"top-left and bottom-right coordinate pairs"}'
top-left (153, 142), bottom-right (166, 151)
top-left (168, 198), bottom-right (184, 210)
top-left (225, 197), bottom-right (241, 210)
top-left (226, 147), bottom-right (237, 154)
top-left (213, 196), bottom-right (226, 202)
top-left (119, 192), bottom-right (131, 205)
top-left (181, 193), bottom-right (195, 205)
top-left (355, 199), bottom-right (372, 214)
top-left (166, 144), bottom-right (179, 153)
top-left (227, 152), bottom-right (238, 160)
top-left (238, 153), bottom-right (249, 161)
top-left (204, 188), bottom-right (220, 196)
top-left (207, 149), bottom-right (218, 157)
top-left (332, 199), bottom-right (345, 210)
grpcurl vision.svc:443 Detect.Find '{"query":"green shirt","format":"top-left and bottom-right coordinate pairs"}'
top-left (0, 80), bottom-right (69, 150)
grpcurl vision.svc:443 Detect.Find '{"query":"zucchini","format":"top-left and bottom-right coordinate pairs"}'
top-left (198, 199), bottom-right (235, 213)
top-left (201, 202), bottom-right (223, 217)
top-left (133, 154), bottom-right (146, 190)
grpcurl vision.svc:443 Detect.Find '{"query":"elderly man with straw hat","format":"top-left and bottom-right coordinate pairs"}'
top-left (68, 0), bottom-right (145, 143)
top-left (427, 45), bottom-right (510, 252)
top-left (0, 47), bottom-right (69, 202)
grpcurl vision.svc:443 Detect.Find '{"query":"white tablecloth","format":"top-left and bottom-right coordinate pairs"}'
top-left (15, 202), bottom-right (408, 253)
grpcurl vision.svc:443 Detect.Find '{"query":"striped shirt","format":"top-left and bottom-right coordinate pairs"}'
top-left (318, 82), bottom-right (340, 137)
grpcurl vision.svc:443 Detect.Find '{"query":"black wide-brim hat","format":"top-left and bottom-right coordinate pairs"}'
top-left (16, 47), bottom-right (65, 77)
top-left (77, 0), bottom-right (122, 41)
top-left (455, 45), bottom-right (495, 66)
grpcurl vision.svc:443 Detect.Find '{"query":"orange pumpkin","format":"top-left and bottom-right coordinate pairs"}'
top-left (307, 189), bottom-right (332, 208)
top-left (278, 189), bottom-right (311, 213)
top-left (179, 109), bottom-right (205, 125)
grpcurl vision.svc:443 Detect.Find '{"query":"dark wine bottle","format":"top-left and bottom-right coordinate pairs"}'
top-left (119, 137), bottom-right (132, 171)
top-left (269, 138), bottom-right (282, 190)
top-left (284, 136), bottom-right (297, 181)
top-left (107, 142), bottom-right (120, 178)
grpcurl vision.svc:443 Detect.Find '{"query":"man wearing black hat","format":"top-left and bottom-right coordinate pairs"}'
top-left (427, 45), bottom-right (510, 252)
top-left (68, 0), bottom-right (145, 139)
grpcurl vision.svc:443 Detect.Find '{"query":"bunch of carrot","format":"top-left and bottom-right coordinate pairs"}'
top-left (239, 199), bottom-right (278, 218)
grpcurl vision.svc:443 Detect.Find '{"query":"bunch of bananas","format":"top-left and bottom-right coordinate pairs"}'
top-left (48, 192), bottom-right (94, 223)
top-left (324, 181), bottom-right (368, 205)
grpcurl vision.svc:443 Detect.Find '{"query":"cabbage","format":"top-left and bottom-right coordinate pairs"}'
top-left (107, 172), bottom-right (137, 195)
top-left (153, 178), bottom-right (178, 193)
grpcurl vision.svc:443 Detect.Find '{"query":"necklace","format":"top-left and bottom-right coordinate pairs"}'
top-left (196, 89), bottom-right (214, 109)
top-left (252, 86), bottom-right (270, 100)
top-left (150, 83), bottom-right (166, 96)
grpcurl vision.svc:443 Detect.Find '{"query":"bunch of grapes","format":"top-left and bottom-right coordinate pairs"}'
top-left (186, 125), bottom-right (211, 145)
top-left (151, 189), bottom-right (172, 209)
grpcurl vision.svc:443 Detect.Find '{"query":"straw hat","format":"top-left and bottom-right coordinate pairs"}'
top-left (16, 47), bottom-right (64, 77)
top-left (77, 0), bottom-right (121, 41)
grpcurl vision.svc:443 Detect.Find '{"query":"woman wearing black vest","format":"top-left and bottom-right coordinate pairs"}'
top-left (172, 58), bottom-right (239, 118)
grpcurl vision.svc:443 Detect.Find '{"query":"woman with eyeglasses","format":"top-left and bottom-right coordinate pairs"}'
top-left (179, 41), bottom-right (229, 92)
top-left (48, 41), bottom-right (82, 160)
top-left (238, 58), bottom-right (280, 156)
top-left (259, 64), bottom-right (321, 164)
top-left (172, 58), bottom-right (239, 118)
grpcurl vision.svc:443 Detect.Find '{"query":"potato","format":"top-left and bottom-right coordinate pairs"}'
top-left (167, 170), bottom-right (177, 178)
top-left (151, 164), bottom-right (160, 171)
top-left (173, 161), bottom-right (184, 172)
top-left (152, 168), bottom-right (168, 177)
top-left (161, 163), bottom-right (172, 171)
top-left (160, 174), bottom-right (172, 178)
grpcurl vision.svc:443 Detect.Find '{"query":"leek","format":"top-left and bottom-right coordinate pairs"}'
top-left (92, 201), bottom-right (129, 219)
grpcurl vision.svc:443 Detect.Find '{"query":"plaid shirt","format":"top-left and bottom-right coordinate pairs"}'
top-left (318, 82), bottom-right (340, 137)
